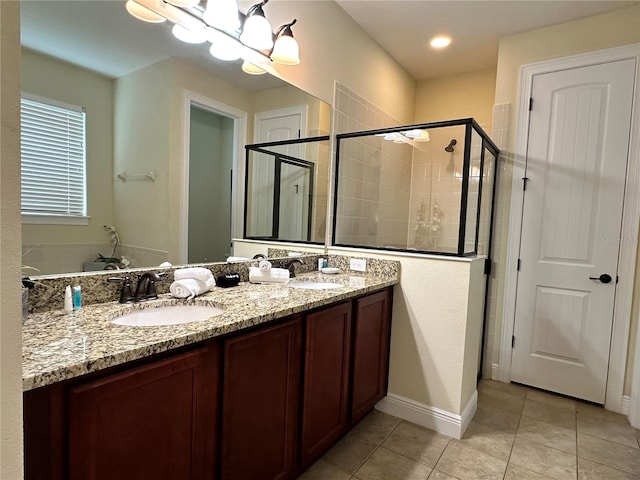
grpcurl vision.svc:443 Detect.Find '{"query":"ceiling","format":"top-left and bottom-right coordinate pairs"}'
top-left (21, 0), bottom-right (640, 88)
top-left (20, 0), bottom-right (286, 91)
top-left (335, 0), bottom-right (639, 80)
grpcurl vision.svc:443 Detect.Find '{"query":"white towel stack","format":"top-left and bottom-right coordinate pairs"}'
top-left (249, 262), bottom-right (290, 284)
top-left (170, 267), bottom-right (216, 299)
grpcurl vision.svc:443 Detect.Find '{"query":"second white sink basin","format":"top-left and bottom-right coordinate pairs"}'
top-left (112, 305), bottom-right (224, 327)
top-left (290, 282), bottom-right (343, 290)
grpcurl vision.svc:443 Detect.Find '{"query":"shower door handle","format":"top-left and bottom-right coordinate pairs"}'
top-left (589, 273), bottom-right (612, 284)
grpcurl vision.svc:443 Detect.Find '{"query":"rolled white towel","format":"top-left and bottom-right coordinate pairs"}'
top-left (249, 267), bottom-right (290, 284)
top-left (170, 278), bottom-right (215, 299)
top-left (174, 267), bottom-right (214, 283)
top-left (259, 260), bottom-right (272, 272)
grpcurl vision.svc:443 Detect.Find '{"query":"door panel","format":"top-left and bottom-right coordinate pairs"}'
top-left (279, 162), bottom-right (311, 241)
top-left (511, 58), bottom-right (636, 403)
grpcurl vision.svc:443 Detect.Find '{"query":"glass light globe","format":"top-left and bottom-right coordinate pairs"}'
top-left (203, 0), bottom-right (241, 31)
top-left (240, 14), bottom-right (273, 50)
top-left (209, 32), bottom-right (242, 61)
top-left (125, 0), bottom-right (166, 23)
top-left (242, 61), bottom-right (266, 75)
top-left (271, 35), bottom-right (300, 65)
top-left (165, 0), bottom-right (200, 6)
top-left (172, 24), bottom-right (208, 44)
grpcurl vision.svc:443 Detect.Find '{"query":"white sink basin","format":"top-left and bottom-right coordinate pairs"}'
top-left (290, 282), bottom-right (343, 290)
top-left (112, 305), bottom-right (224, 327)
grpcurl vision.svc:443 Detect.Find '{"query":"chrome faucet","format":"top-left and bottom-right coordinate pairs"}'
top-left (108, 272), bottom-right (166, 303)
top-left (283, 258), bottom-right (304, 278)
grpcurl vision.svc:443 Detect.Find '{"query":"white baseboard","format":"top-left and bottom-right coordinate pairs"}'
top-left (375, 391), bottom-right (478, 440)
top-left (492, 363), bottom-right (500, 381)
top-left (622, 395), bottom-right (630, 416)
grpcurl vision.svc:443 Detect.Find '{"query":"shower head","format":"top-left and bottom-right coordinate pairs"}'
top-left (445, 139), bottom-right (457, 152)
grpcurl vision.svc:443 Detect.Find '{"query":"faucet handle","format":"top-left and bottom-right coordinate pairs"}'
top-left (108, 276), bottom-right (135, 303)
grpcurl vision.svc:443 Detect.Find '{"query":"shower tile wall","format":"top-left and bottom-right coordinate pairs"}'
top-left (334, 83), bottom-right (411, 247)
top-left (308, 140), bottom-right (330, 242)
top-left (333, 83), bottom-right (496, 254)
top-left (407, 126), bottom-right (467, 253)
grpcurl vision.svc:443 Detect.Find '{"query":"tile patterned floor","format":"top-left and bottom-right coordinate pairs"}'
top-left (300, 380), bottom-right (640, 480)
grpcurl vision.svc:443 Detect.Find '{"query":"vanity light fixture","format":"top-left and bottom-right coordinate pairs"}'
top-left (376, 129), bottom-right (430, 144)
top-left (125, 0), bottom-right (301, 74)
top-left (271, 20), bottom-right (300, 65)
top-left (430, 35), bottom-right (451, 49)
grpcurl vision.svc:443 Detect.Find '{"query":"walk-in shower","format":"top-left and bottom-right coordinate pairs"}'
top-left (333, 118), bottom-right (499, 257)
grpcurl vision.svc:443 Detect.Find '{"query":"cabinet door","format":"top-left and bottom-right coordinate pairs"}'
top-left (351, 289), bottom-right (392, 423)
top-left (220, 318), bottom-right (301, 480)
top-left (68, 345), bottom-right (219, 480)
top-left (300, 302), bottom-right (352, 466)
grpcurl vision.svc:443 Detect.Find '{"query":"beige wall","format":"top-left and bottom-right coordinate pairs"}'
top-left (114, 57), bottom-right (256, 263)
top-left (114, 60), bottom-right (172, 255)
top-left (491, 5), bottom-right (640, 395)
top-left (1, 1), bottom-right (24, 477)
top-left (415, 68), bottom-right (497, 131)
top-left (253, 84), bottom-right (331, 137)
top-left (266, 0), bottom-right (416, 124)
top-left (21, 48), bottom-right (114, 250)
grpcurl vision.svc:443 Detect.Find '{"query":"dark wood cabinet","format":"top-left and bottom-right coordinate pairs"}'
top-left (300, 302), bottom-right (352, 466)
top-left (67, 344), bottom-right (219, 480)
top-left (220, 317), bottom-right (302, 480)
top-left (351, 289), bottom-right (392, 422)
top-left (24, 288), bottom-right (393, 480)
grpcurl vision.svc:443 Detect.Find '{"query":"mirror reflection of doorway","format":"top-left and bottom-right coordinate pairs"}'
top-left (187, 105), bottom-right (233, 263)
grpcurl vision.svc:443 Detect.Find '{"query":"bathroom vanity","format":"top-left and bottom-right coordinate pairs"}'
top-left (23, 267), bottom-right (396, 480)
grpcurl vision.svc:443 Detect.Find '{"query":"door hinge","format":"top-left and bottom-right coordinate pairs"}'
top-left (522, 177), bottom-right (529, 191)
top-left (512, 335), bottom-right (516, 348)
top-left (517, 259), bottom-right (521, 271)
top-left (484, 258), bottom-right (492, 275)
top-left (617, 275), bottom-right (619, 284)
top-left (529, 97), bottom-right (533, 111)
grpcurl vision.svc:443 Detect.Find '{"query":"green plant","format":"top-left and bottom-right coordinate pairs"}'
top-left (94, 226), bottom-right (131, 268)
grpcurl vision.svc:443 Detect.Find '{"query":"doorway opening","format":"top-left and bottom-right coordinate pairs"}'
top-left (179, 91), bottom-right (247, 264)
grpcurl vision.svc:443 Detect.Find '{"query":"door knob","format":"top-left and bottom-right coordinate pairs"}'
top-left (589, 274), bottom-right (612, 284)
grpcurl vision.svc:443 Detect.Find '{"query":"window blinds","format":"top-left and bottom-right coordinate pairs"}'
top-left (20, 93), bottom-right (87, 217)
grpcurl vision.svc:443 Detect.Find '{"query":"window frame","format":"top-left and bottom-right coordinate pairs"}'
top-left (20, 92), bottom-right (89, 225)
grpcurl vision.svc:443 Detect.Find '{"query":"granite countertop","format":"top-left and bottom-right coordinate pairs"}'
top-left (23, 271), bottom-right (398, 391)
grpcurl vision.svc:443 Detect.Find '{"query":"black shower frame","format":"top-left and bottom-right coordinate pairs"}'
top-left (332, 118), bottom-right (500, 258)
top-left (244, 135), bottom-right (329, 244)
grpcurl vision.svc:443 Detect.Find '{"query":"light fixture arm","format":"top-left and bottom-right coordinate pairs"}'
top-left (274, 18), bottom-right (297, 38)
top-left (246, 0), bottom-right (270, 16)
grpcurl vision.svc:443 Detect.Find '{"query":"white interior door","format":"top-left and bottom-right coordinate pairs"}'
top-left (248, 108), bottom-right (304, 236)
top-left (511, 59), bottom-right (636, 403)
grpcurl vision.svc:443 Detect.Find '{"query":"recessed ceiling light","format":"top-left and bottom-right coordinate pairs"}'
top-left (430, 35), bottom-right (451, 49)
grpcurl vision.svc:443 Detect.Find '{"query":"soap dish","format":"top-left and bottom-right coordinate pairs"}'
top-left (321, 267), bottom-right (340, 275)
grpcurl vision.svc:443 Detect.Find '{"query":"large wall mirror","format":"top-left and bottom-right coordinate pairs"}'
top-left (20, 0), bottom-right (331, 276)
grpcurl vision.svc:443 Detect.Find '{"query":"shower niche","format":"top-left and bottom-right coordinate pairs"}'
top-left (333, 118), bottom-right (499, 256)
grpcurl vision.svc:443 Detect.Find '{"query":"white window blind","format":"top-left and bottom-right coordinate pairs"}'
top-left (21, 93), bottom-right (87, 219)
